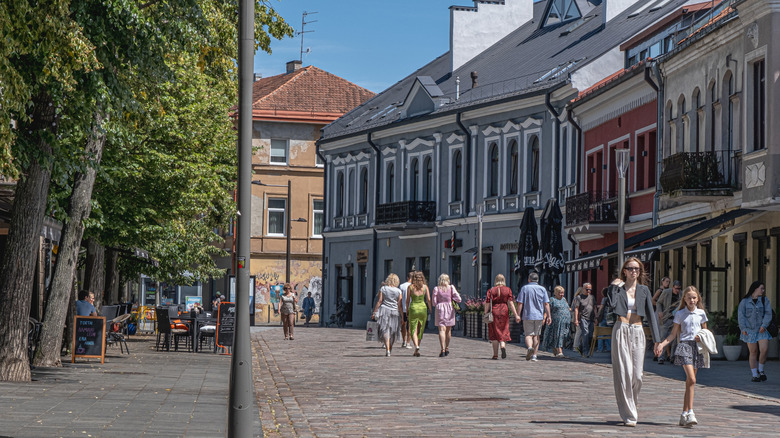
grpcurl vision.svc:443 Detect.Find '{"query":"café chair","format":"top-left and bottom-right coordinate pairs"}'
top-left (107, 313), bottom-right (131, 354)
top-left (196, 314), bottom-right (217, 353)
top-left (155, 307), bottom-right (191, 352)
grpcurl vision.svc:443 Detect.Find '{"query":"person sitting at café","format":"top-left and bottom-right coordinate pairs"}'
top-left (76, 290), bottom-right (98, 316)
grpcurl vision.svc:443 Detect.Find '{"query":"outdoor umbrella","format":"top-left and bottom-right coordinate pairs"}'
top-left (538, 199), bottom-right (565, 291)
top-left (514, 206), bottom-right (538, 290)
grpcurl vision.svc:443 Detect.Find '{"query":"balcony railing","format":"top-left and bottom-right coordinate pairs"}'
top-left (376, 201), bottom-right (436, 225)
top-left (660, 150), bottom-right (739, 194)
top-left (565, 191), bottom-right (628, 227)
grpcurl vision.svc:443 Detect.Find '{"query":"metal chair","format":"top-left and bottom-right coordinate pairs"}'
top-left (155, 307), bottom-right (191, 352)
top-left (107, 313), bottom-right (131, 354)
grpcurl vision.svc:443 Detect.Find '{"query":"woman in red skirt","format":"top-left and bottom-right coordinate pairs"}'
top-left (486, 274), bottom-right (521, 359)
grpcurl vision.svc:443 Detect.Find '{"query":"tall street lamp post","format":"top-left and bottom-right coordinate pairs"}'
top-left (229, 0), bottom-right (253, 434)
top-left (615, 149), bottom-right (630, 267)
top-left (252, 180), bottom-right (307, 284)
top-left (477, 203), bottom-right (484, 298)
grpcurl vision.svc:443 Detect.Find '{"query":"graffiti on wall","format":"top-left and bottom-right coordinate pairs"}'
top-left (253, 259), bottom-right (321, 315)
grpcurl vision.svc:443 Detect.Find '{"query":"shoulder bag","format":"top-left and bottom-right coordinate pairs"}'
top-left (763, 296), bottom-right (778, 338)
top-left (450, 286), bottom-right (460, 312)
top-left (483, 289), bottom-right (494, 324)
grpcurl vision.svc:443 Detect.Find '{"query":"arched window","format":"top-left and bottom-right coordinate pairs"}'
top-left (453, 150), bottom-right (462, 202)
top-left (677, 94), bottom-right (687, 153)
top-left (692, 88), bottom-right (701, 152)
top-left (336, 172), bottom-right (345, 217)
top-left (348, 169), bottom-right (355, 214)
top-left (410, 158), bottom-right (419, 201)
top-left (423, 156), bottom-right (433, 201)
top-left (708, 80), bottom-right (717, 152)
top-left (529, 136), bottom-right (540, 192)
top-left (489, 143), bottom-right (499, 197)
top-left (725, 71), bottom-right (734, 153)
top-left (508, 140), bottom-right (519, 195)
top-left (386, 163), bottom-right (394, 203)
top-left (360, 168), bottom-right (368, 214)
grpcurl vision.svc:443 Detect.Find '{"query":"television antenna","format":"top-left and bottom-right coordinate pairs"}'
top-left (298, 11), bottom-right (317, 62)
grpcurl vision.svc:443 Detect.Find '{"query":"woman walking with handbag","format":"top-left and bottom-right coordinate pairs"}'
top-left (371, 274), bottom-right (403, 357)
top-left (406, 271), bottom-right (431, 357)
top-left (486, 274), bottom-right (520, 359)
top-left (738, 281), bottom-right (774, 382)
top-left (432, 274), bottom-right (461, 357)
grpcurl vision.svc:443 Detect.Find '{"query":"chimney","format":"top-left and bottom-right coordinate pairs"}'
top-left (470, 71), bottom-right (478, 89)
top-left (253, 73), bottom-right (262, 82)
top-left (286, 60), bottom-right (302, 73)
top-left (450, 0), bottom-right (533, 72)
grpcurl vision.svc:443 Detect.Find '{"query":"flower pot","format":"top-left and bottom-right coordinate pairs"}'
top-left (767, 337), bottom-right (779, 359)
top-left (723, 344), bottom-right (742, 361)
top-left (712, 335), bottom-right (725, 359)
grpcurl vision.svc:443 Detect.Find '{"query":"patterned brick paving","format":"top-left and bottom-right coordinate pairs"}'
top-left (252, 327), bottom-right (780, 437)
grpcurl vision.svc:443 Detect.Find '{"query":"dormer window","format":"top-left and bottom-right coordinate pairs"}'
top-left (544, 0), bottom-right (581, 26)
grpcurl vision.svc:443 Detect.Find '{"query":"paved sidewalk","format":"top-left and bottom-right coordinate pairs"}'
top-left (0, 332), bottom-right (248, 438)
top-left (252, 326), bottom-right (780, 437)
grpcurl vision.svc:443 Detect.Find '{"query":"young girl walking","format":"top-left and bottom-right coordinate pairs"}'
top-left (654, 286), bottom-right (708, 427)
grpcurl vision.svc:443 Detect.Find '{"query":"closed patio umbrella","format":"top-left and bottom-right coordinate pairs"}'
top-left (538, 199), bottom-right (565, 291)
top-left (514, 206), bottom-right (538, 290)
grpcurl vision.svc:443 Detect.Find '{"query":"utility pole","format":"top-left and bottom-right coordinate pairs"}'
top-left (228, 0), bottom-right (254, 435)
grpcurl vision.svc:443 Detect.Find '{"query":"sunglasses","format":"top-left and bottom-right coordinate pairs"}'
top-left (624, 267), bottom-right (641, 272)
top-left (585, 288), bottom-right (592, 291)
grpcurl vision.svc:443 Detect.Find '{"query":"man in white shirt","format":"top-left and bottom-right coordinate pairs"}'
top-left (399, 272), bottom-right (413, 348)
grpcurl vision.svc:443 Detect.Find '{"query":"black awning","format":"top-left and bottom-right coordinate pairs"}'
top-left (564, 217), bottom-right (705, 272)
top-left (625, 208), bottom-right (757, 261)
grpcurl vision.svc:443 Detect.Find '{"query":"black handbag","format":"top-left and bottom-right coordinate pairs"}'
top-left (763, 297), bottom-right (778, 338)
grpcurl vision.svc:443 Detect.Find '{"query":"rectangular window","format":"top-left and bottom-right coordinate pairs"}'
top-left (315, 153), bottom-right (324, 167)
top-left (753, 59), bottom-right (766, 151)
top-left (267, 198), bottom-right (286, 235)
top-left (312, 199), bottom-right (324, 237)
top-left (449, 256), bottom-right (461, 292)
top-left (420, 257), bottom-right (431, 285)
top-left (406, 257), bottom-right (416, 275)
top-left (358, 264), bottom-right (367, 305)
top-left (384, 259), bottom-right (393, 280)
top-left (270, 139), bottom-right (288, 164)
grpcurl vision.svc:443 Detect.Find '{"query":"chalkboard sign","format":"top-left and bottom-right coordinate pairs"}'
top-left (216, 302), bottom-right (236, 348)
top-left (72, 316), bottom-right (106, 363)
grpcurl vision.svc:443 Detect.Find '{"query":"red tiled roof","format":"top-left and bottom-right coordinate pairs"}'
top-left (251, 66), bottom-right (375, 115)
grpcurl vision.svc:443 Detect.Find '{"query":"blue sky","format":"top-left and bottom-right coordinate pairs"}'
top-left (256, 0), bottom-right (458, 93)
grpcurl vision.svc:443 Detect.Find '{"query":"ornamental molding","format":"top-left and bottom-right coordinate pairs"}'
top-left (744, 162), bottom-right (766, 189)
top-left (446, 133), bottom-right (464, 144)
top-left (401, 137), bottom-right (435, 151)
top-left (746, 22), bottom-right (759, 49)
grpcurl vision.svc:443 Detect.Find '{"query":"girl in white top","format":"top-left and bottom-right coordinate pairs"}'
top-left (655, 286), bottom-right (708, 428)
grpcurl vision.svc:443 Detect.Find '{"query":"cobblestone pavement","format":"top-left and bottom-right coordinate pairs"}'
top-left (252, 326), bottom-right (780, 437)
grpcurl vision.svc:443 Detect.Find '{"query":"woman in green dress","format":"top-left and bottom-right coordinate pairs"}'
top-left (405, 271), bottom-right (431, 357)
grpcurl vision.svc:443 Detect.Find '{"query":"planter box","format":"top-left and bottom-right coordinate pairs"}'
top-left (723, 345), bottom-right (741, 361)
top-left (768, 337), bottom-right (779, 359)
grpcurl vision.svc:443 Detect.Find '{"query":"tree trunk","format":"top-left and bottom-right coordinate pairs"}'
top-left (84, 237), bottom-right (105, 313)
top-left (0, 92), bottom-right (56, 382)
top-left (104, 248), bottom-right (119, 304)
top-left (34, 111), bottom-right (105, 368)
top-left (61, 276), bottom-right (78, 356)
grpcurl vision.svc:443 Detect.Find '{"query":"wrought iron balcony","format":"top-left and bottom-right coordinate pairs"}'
top-left (376, 201), bottom-right (436, 226)
top-left (660, 150), bottom-right (738, 200)
top-left (565, 191), bottom-right (629, 228)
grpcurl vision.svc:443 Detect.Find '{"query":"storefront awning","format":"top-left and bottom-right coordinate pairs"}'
top-left (564, 217), bottom-right (705, 272)
top-left (625, 208), bottom-right (758, 261)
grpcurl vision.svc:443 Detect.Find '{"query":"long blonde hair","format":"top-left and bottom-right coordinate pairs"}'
top-left (678, 285), bottom-right (705, 311)
top-left (438, 273), bottom-right (450, 288)
top-left (494, 274), bottom-right (506, 287)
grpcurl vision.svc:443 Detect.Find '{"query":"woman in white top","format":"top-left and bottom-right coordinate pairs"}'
top-left (371, 274), bottom-right (403, 357)
top-left (655, 286), bottom-right (708, 428)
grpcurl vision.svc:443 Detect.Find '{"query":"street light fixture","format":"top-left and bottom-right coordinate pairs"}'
top-left (251, 180), bottom-right (307, 283)
top-left (615, 149), bottom-right (630, 267)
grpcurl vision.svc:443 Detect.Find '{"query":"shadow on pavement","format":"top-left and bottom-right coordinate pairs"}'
top-left (731, 404), bottom-right (780, 417)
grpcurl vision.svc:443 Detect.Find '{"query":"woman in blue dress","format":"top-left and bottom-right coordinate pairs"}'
top-left (542, 286), bottom-right (571, 357)
top-left (738, 281), bottom-right (773, 382)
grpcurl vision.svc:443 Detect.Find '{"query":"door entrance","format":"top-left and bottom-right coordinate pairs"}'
top-left (699, 267), bottom-right (728, 313)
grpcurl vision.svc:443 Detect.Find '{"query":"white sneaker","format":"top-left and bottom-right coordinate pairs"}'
top-left (401, 342), bottom-right (406, 348)
top-left (686, 411), bottom-right (697, 426)
top-left (526, 348), bottom-right (534, 361)
top-left (405, 344), bottom-right (413, 349)
top-left (679, 413), bottom-right (687, 426)
top-left (386, 351), bottom-right (391, 357)
top-left (555, 352), bottom-right (564, 358)
top-left (531, 355), bottom-right (538, 362)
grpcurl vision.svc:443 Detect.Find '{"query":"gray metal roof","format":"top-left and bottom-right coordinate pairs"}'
top-left (321, 0), bottom-right (691, 142)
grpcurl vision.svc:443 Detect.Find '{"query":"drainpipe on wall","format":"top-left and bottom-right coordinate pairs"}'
top-left (545, 92), bottom-right (562, 195)
top-left (367, 133), bottom-right (381, 305)
top-left (566, 106), bottom-right (582, 292)
top-left (651, 61), bottom-right (665, 229)
top-left (455, 113), bottom-right (472, 215)
top-left (315, 141), bottom-right (328, 326)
